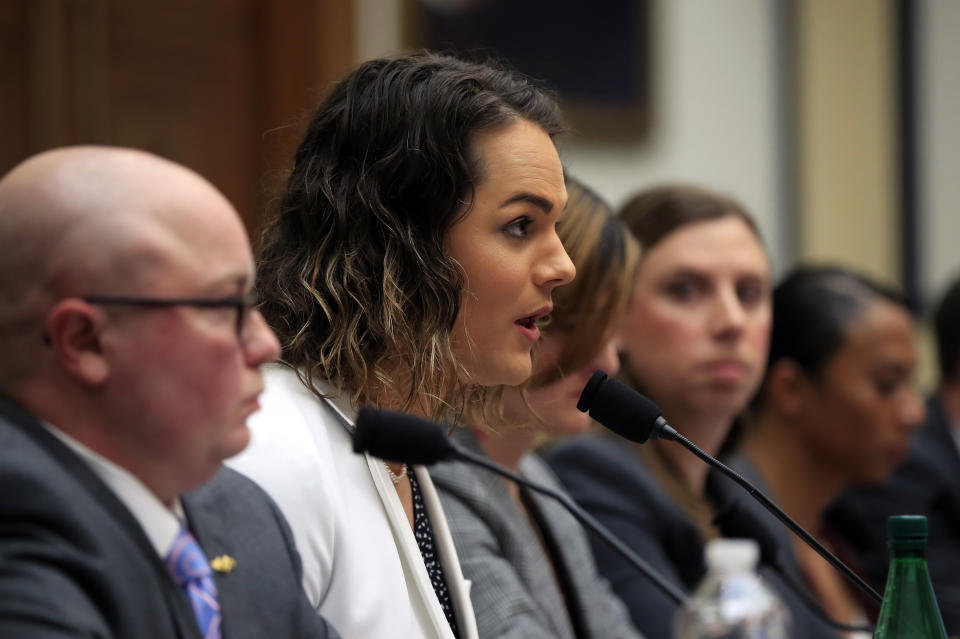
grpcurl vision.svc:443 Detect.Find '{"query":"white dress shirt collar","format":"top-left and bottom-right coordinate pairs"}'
top-left (41, 421), bottom-right (184, 557)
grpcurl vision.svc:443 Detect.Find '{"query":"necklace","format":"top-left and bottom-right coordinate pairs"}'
top-left (385, 462), bottom-right (408, 485)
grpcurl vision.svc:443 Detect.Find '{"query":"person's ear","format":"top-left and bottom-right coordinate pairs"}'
top-left (765, 359), bottom-right (809, 418)
top-left (609, 332), bottom-right (623, 353)
top-left (614, 318), bottom-right (632, 353)
top-left (45, 299), bottom-right (110, 385)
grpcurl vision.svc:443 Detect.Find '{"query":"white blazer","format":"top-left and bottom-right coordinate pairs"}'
top-left (228, 364), bottom-right (478, 639)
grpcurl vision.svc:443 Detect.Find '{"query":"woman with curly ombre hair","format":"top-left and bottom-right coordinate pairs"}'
top-left (229, 52), bottom-right (574, 639)
top-left (431, 176), bottom-right (644, 639)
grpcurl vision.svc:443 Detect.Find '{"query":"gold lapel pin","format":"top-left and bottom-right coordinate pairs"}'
top-left (210, 555), bottom-right (237, 574)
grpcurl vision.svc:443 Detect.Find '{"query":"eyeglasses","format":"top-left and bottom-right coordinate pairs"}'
top-left (82, 292), bottom-right (259, 339)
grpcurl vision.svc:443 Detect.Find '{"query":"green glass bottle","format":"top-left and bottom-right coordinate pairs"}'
top-left (874, 515), bottom-right (948, 639)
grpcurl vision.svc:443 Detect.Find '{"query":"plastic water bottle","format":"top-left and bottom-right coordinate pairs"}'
top-left (873, 515), bottom-right (947, 639)
top-left (674, 538), bottom-right (790, 639)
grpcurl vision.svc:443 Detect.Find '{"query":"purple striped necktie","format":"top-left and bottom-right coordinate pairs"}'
top-left (166, 526), bottom-right (222, 639)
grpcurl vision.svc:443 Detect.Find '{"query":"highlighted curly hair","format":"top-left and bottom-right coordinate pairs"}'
top-left (256, 52), bottom-right (563, 421)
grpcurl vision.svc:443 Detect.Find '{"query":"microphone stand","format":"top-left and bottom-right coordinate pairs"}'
top-left (352, 406), bottom-right (690, 607)
top-left (713, 501), bottom-right (874, 633)
top-left (449, 442), bottom-right (689, 606)
top-left (658, 425), bottom-right (883, 604)
top-left (772, 566), bottom-right (874, 633)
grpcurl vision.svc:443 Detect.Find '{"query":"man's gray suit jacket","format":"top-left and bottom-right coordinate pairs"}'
top-left (0, 395), bottom-right (340, 639)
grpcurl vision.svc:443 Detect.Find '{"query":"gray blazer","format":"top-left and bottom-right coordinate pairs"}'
top-left (430, 429), bottom-right (643, 639)
top-left (0, 395), bottom-right (339, 639)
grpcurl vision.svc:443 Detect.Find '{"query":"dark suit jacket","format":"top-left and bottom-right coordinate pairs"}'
top-left (828, 395), bottom-right (960, 633)
top-left (0, 395), bottom-right (339, 639)
top-left (545, 434), bottom-right (841, 639)
top-left (544, 435), bottom-right (709, 639)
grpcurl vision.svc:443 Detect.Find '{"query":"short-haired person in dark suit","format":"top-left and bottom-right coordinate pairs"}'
top-left (0, 147), bottom-right (340, 639)
top-left (830, 274), bottom-right (960, 633)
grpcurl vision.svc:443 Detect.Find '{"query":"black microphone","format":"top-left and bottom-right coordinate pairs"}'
top-left (353, 407), bottom-right (456, 464)
top-left (577, 371), bottom-right (673, 443)
top-left (353, 407), bottom-right (688, 606)
top-left (577, 370), bottom-right (883, 604)
top-left (714, 500), bottom-right (873, 634)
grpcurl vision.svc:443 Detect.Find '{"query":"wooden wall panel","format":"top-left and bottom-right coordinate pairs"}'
top-left (0, 0), bottom-right (355, 232)
top-left (0, 2), bottom-right (29, 173)
top-left (108, 1), bottom-right (263, 225)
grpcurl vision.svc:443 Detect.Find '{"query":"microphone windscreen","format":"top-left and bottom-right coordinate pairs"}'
top-left (577, 370), bottom-right (608, 413)
top-left (578, 372), bottom-right (664, 444)
top-left (713, 500), bottom-right (779, 568)
top-left (353, 407), bottom-right (455, 465)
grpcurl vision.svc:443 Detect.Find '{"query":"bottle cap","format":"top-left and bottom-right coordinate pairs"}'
top-left (705, 538), bottom-right (759, 574)
top-left (887, 515), bottom-right (928, 551)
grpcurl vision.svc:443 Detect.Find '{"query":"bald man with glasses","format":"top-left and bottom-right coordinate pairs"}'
top-left (0, 146), bottom-right (340, 639)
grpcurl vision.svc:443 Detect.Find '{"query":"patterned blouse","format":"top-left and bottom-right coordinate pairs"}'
top-left (408, 466), bottom-right (461, 638)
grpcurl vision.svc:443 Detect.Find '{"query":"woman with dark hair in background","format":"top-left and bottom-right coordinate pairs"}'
top-left (430, 176), bottom-right (643, 639)
top-left (727, 265), bottom-right (924, 636)
top-left (831, 275), bottom-right (960, 635)
top-left (545, 185), bottom-right (772, 639)
top-left (229, 52), bottom-right (575, 639)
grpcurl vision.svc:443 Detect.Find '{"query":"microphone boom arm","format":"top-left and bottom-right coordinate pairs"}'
top-left (659, 425), bottom-right (883, 604)
top-left (450, 442), bottom-right (689, 606)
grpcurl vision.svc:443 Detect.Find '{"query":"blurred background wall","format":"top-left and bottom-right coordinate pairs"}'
top-left (0, 0), bottom-right (354, 230)
top-left (918, 0), bottom-right (960, 311)
top-left (2, 0), bottom-right (958, 375)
